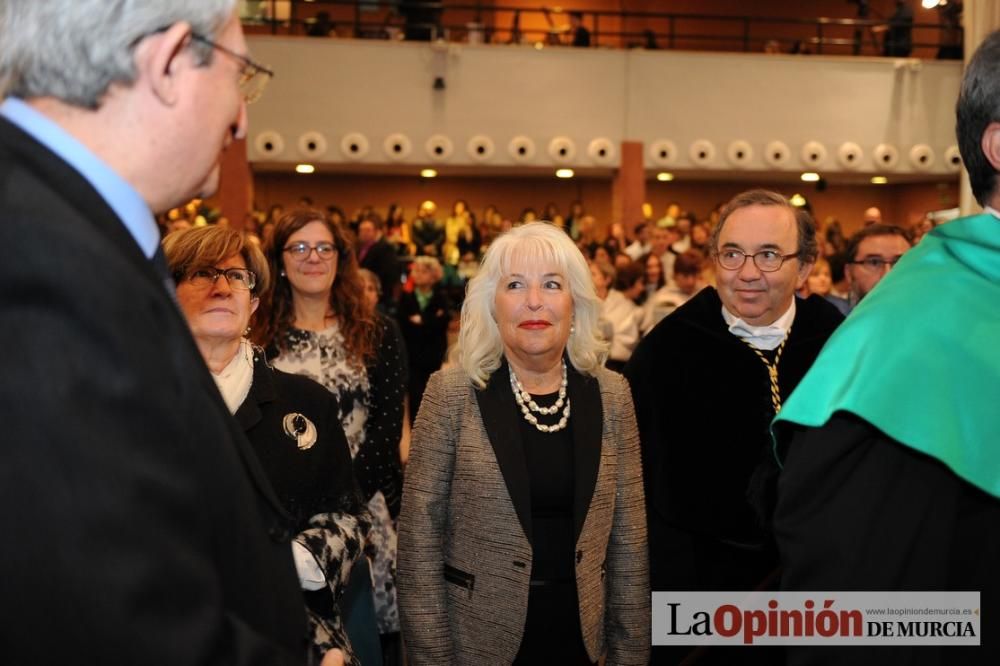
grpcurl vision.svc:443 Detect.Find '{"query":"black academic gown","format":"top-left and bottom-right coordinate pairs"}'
top-left (624, 288), bottom-right (842, 665)
top-left (775, 414), bottom-right (1000, 666)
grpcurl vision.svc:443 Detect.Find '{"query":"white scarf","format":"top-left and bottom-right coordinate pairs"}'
top-left (721, 299), bottom-right (796, 351)
top-left (212, 339), bottom-right (255, 414)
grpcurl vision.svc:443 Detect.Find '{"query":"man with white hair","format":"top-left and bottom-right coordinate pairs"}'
top-left (0, 2), bottom-right (321, 663)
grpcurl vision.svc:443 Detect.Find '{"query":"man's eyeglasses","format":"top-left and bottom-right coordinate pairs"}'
top-left (283, 242), bottom-right (340, 261)
top-left (716, 249), bottom-right (799, 272)
top-left (182, 266), bottom-right (257, 292)
top-left (849, 256), bottom-right (903, 272)
top-left (190, 33), bottom-right (273, 104)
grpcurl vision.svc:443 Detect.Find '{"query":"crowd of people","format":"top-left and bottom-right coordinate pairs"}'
top-left (159, 192), bottom-right (934, 377)
top-left (2, 1), bottom-right (997, 665)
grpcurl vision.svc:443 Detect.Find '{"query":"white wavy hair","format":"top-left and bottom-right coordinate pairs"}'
top-left (457, 221), bottom-right (608, 388)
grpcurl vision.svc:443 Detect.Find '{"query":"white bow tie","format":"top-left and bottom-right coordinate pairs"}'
top-left (727, 320), bottom-right (787, 350)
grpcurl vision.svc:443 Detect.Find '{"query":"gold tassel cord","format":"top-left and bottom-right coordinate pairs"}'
top-left (742, 326), bottom-right (790, 414)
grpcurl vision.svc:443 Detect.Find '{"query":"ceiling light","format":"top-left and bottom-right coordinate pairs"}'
top-left (295, 164), bottom-right (315, 174)
top-left (420, 168), bottom-right (438, 178)
top-left (921, 0), bottom-right (941, 9)
top-left (656, 172), bottom-right (674, 182)
top-left (556, 168), bottom-right (574, 178)
top-left (800, 172), bottom-right (820, 182)
top-left (871, 176), bottom-right (888, 184)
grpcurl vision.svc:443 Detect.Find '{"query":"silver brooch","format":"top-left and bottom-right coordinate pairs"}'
top-left (282, 412), bottom-right (318, 451)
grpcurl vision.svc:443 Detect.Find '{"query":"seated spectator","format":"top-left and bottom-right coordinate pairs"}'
top-left (844, 223), bottom-right (913, 310)
top-left (457, 250), bottom-right (480, 282)
top-left (399, 0), bottom-right (442, 41)
top-left (936, 0), bottom-right (963, 60)
top-left (862, 206), bottom-right (883, 226)
top-left (606, 222), bottom-right (629, 255)
top-left (613, 251), bottom-right (633, 271)
top-left (565, 200), bottom-right (586, 239)
top-left (307, 11), bottom-right (334, 37)
top-left (615, 261), bottom-right (647, 305)
top-left (397, 256), bottom-right (450, 423)
top-left (640, 250), bottom-right (706, 334)
top-left (689, 221), bottom-right (711, 255)
top-left (639, 251), bottom-right (666, 305)
top-left (542, 202), bottom-right (565, 230)
top-left (881, 0), bottom-right (913, 57)
top-left (384, 204), bottom-right (413, 257)
top-left (800, 257), bottom-right (850, 315)
top-left (569, 11), bottom-right (591, 47)
top-left (590, 242), bottom-right (617, 267)
top-left (911, 215), bottom-right (939, 244)
top-left (412, 200), bottom-right (444, 258)
top-left (671, 213), bottom-right (697, 253)
top-left (624, 222), bottom-right (651, 260)
top-left (591, 260), bottom-right (641, 372)
top-left (575, 214), bottom-right (599, 255)
top-left (444, 199), bottom-right (478, 267)
top-left (357, 214), bottom-right (401, 314)
top-left (648, 224), bottom-right (679, 286)
top-left (828, 251), bottom-right (850, 299)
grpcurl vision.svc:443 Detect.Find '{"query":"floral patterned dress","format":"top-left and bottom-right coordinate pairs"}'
top-left (272, 317), bottom-right (407, 635)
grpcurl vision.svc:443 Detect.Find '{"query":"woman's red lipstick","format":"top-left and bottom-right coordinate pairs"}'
top-left (518, 320), bottom-right (551, 329)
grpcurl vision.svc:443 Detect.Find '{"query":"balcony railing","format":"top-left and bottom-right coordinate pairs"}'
top-left (240, 0), bottom-right (963, 59)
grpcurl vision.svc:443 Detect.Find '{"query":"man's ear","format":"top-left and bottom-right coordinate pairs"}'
top-left (980, 122), bottom-right (1000, 172)
top-left (135, 22), bottom-right (193, 107)
top-left (795, 260), bottom-right (815, 290)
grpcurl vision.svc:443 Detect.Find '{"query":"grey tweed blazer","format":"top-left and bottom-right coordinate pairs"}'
top-left (398, 361), bottom-right (649, 665)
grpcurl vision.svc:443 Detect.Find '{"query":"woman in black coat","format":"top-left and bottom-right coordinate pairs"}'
top-left (163, 225), bottom-right (367, 666)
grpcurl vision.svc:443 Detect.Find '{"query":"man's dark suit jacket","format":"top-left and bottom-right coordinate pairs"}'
top-left (0, 117), bottom-right (307, 663)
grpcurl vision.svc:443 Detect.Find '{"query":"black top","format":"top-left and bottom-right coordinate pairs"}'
top-left (514, 390), bottom-right (592, 666)
top-left (237, 353), bottom-right (362, 528)
top-left (518, 391), bottom-right (575, 582)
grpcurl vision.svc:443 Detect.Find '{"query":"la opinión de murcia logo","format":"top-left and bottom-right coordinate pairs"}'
top-left (652, 591), bottom-right (980, 646)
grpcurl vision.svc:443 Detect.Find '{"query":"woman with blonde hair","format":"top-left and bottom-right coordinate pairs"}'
top-left (398, 222), bottom-right (649, 664)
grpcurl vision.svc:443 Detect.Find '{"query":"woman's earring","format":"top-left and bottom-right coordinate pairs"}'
top-left (570, 323), bottom-right (576, 335)
top-left (280, 269), bottom-right (286, 277)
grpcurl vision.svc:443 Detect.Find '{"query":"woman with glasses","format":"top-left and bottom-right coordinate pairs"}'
top-left (254, 210), bottom-right (408, 666)
top-left (162, 225), bottom-right (366, 666)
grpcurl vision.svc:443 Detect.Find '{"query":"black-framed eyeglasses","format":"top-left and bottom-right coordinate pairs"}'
top-left (283, 241), bottom-right (340, 261)
top-left (190, 33), bottom-right (273, 104)
top-left (849, 256), bottom-right (902, 272)
top-left (181, 266), bottom-right (257, 292)
top-left (716, 248), bottom-right (800, 272)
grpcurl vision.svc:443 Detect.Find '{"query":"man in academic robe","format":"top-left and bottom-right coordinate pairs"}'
top-left (625, 189), bottom-right (842, 664)
top-left (772, 29), bottom-right (1000, 666)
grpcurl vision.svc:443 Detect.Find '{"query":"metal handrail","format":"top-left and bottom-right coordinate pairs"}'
top-left (242, 0), bottom-right (961, 58)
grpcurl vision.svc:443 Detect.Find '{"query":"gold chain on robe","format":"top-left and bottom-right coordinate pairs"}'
top-left (741, 325), bottom-right (791, 414)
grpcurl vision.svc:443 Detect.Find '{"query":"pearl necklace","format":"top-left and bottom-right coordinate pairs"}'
top-left (509, 361), bottom-right (571, 433)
